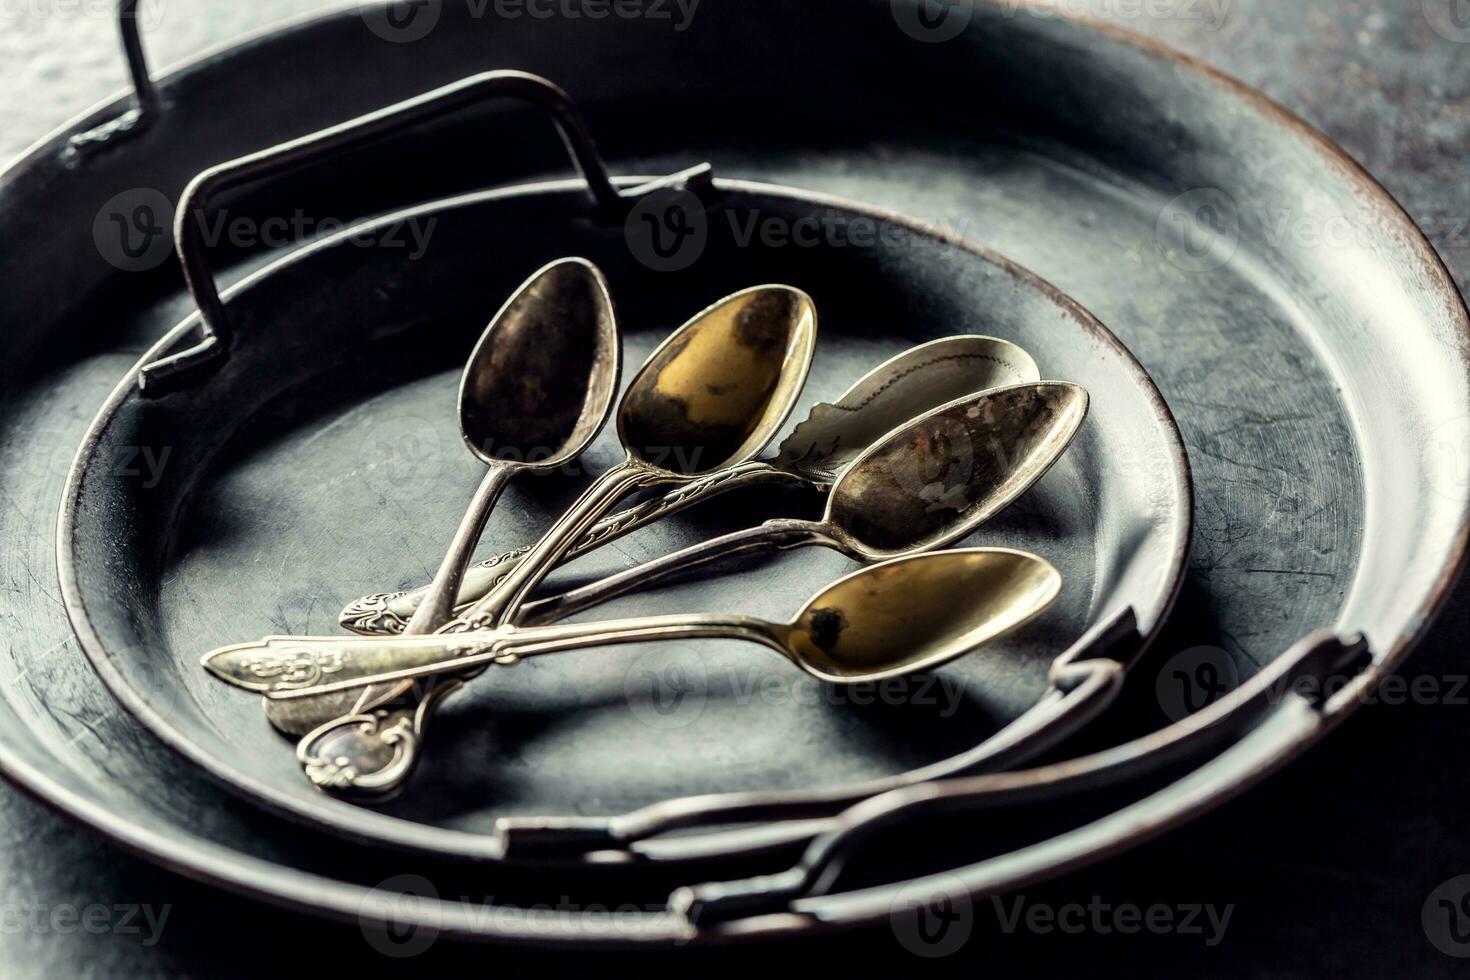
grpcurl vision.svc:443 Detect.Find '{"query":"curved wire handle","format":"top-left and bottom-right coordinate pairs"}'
top-left (671, 629), bottom-right (1373, 926)
top-left (495, 608), bottom-right (1143, 859)
top-left (65, 1), bottom-right (158, 158)
top-left (142, 69), bottom-right (711, 392)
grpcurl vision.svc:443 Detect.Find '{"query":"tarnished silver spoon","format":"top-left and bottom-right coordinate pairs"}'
top-left (511, 381), bottom-right (1088, 628)
top-left (264, 256), bottom-right (620, 746)
top-left (338, 335), bottom-right (1040, 635)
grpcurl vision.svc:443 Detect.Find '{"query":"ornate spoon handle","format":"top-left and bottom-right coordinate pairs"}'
top-left (338, 461), bottom-right (802, 635)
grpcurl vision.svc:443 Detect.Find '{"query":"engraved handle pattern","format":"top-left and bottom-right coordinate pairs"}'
top-left (338, 462), bottom-right (800, 634)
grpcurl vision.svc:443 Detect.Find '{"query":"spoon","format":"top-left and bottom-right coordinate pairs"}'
top-left (448, 283), bottom-right (818, 632)
top-left (294, 284), bottom-right (818, 795)
top-left (508, 381), bottom-right (1088, 629)
top-left (339, 335), bottom-right (1041, 635)
top-left (205, 548), bottom-right (1063, 697)
top-left (264, 256), bottom-right (620, 744)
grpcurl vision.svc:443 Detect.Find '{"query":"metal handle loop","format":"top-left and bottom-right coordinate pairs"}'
top-left (674, 630), bottom-right (1374, 926)
top-left (141, 70), bottom-right (710, 393)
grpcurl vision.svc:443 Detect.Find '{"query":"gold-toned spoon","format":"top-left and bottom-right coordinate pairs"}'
top-left (511, 381), bottom-right (1087, 628)
top-left (339, 335), bottom-right (1041, 635)
top-left (263, 256), bottom-right (621, 742)
top-left (292, 285), bottom-right (817, 795)
top-left (206, 549), bottom-right (1062, 697)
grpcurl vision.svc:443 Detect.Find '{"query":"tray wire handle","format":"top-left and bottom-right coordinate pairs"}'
top-left (140, 70), bottom-right (713, 394)
top-left (65, 1), bottom-right (159, 159)
top-left (494, 609), bottom-right (1145, 861)
top-left (671, 630), bottom-right (1374, 927)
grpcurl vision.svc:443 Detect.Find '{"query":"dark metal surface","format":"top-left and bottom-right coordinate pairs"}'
top-left (0, 0), bottom-right (1468, 973)
top-left (58, 172), bottom-right (1188, 862)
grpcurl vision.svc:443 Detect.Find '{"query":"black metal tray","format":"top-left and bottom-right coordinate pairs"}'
top-left (58, 157), bottom-right (1191, 859)
top-left (1, 0), bottom-right (1466, 945)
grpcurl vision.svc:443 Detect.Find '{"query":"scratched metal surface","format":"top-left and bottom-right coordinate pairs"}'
top-left (0, 0), bottom-right (1467, 975)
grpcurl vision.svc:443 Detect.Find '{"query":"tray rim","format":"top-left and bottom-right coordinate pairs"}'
top-left (0, 0), bottom-right (1462, 945)
top-left (54, 171), bottom-right (1195, 862)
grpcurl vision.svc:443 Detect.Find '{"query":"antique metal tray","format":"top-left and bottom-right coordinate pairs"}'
top-left (0, 0), bottom-right (1465, 945)
top-left (58, 138), bottom-right (1192, 859)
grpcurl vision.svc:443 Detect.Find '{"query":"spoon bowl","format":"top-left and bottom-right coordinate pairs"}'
top-left (618, 286), bottom-right (818, 474)
top-left (782, 548), bottom-right (1063, 681)
top-left (518, 381), bottom-right (1087, 626)
top-left (460, 257), bottom-right (621, 467)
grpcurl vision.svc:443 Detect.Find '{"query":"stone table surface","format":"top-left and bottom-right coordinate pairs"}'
top-left (1, 1), bottom-right (1467, 976)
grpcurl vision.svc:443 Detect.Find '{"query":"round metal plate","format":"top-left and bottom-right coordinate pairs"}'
top-left (0, 0), bottom-right (1465, 945)
top-left (58, 177), bottom-right (1190, 861)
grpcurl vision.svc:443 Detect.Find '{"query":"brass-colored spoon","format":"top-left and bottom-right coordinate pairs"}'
top-left (206, 549), bottom-right (1062, 697)
top-left (265, 256), bottom-right (620, 744)
top-left (513, 381), bottom-right (1087, 628)
top-left (293, 285), bottom-right (817, 795)
top-left (339, 335), bottom-right (1041, 635)
top-left (447, 283), bottom-right (818, 632)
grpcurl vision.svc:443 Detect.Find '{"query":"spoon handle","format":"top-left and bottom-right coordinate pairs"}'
top-left (450, 461), bottom-right (666, 631)
top-left (515, 518), bottom-right (829, 627)
top-left (333, 462), bottom-right (518, 722)
top-left (255, 613), bottom-right (782, 700)
top-left (337, 461), bottom-right (800, 635)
